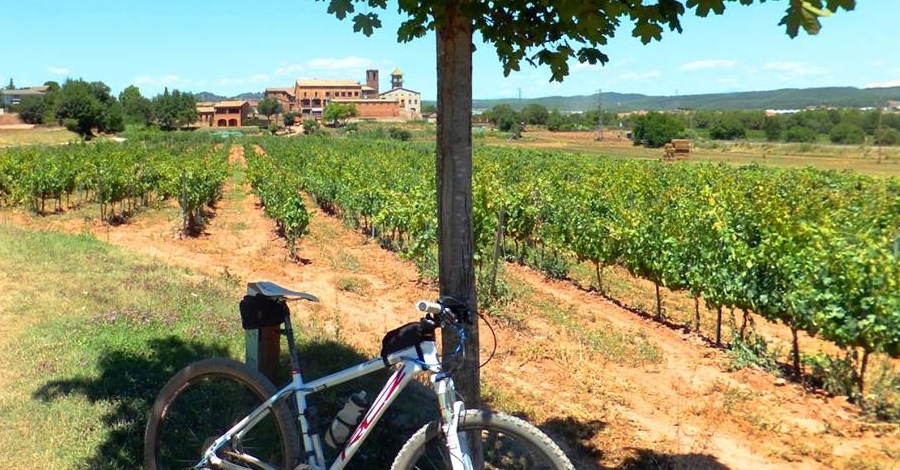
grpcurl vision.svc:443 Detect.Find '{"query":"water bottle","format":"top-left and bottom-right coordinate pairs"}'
top-left (324, 391), bottom-right (368, 448)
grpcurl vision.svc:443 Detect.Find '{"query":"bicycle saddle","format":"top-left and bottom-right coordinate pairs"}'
top-left (247, 281), bottom-right (319, 302)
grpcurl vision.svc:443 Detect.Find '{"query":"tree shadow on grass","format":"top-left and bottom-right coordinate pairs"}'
top-left (542, 416), bottom-right (729, 470)
top-left (33, 336), bottom-right (230, 469)
top-left (32, 335), bottom-right (437, 469)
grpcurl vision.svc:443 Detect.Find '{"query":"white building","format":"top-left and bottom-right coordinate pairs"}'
top-left (379, 68), bottom-right (422, 120)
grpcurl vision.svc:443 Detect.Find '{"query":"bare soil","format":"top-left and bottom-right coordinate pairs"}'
top-left (4, 145), bottom-right (899, 469)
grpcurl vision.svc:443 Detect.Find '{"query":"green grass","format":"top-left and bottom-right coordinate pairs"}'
top-left (0, 127), bottom-right (80, 147)
top-left (0, 223), bottom-right (245, 469)
top-left (0, 223), bottom-right (437, 469)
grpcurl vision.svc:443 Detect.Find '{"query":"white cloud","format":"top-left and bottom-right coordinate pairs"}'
top-left (274, 63), bottom-right (306, 77)
top-left (873, 60), bottom-right (888, 67)
top-left (762, 61), bottom-right (824, 75)
top-left (866, 79), bottom-right (900, 89)
top-left (619, 71), bottom-right (661, 80)
top-left (47, 67), bottom-right (69, 75)
top-left (679, 59), bottom-right (738, 71)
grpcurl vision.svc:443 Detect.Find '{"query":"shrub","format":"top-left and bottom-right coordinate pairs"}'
top-left (828, 122), bottom-right (866, 144)
top-left (784, 125), bottom-right (818, 143)
top-left (874, 128), bottom-right (900, 146)
top-left (709, 117), bottom-right (747, 140)
top-left (388, 127), bottom-right (412, 141)
top-left (632, 112), bottom-right (685, 147)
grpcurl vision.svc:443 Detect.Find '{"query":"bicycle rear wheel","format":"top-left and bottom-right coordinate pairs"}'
top-left (144, 357), bottom-right (300, 470)
top-left (391, 409), bottom-right (574, 470)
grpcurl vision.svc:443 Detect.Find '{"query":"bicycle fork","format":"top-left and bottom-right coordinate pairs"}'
top-left (433, 373), bottom-right (473, 470)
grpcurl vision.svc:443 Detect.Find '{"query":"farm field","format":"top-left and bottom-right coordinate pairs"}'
top-left (0, 141), bottom-right (898, 469)
top-left (481, 128), bottom-right (900, 177)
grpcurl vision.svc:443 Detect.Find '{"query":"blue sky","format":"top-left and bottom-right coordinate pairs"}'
top-left (2, 0), bottom-right (898, 101)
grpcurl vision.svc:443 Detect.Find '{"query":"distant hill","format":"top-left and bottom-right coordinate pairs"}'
top-left (466, 86), bottom-right (900, 112)
top-left (195, 85), bottom-right (900, 112)
top-left (193, 91), bottom-right (263, 102)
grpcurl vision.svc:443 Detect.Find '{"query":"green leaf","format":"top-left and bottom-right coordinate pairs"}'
top-left (352, 12), bottom-right (382, 36)
top-left (325, 0), bottom-right (354, 20)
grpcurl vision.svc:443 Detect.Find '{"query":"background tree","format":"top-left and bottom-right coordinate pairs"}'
top-left (5, 78), bottom-right (14, 90)
top-left (301, 118), bottom-right (320, 134)
top-left (487, 103), bottom-right (519, 131)
top-left (257, 97), bottom-right (282, 124)
top-left (764, 116), bottom-right (783, 142)
top-left (317, 0), bottom-right (855, 407)
top-left (520, 103), bottom-right (549, 125)
top-left (708, 114), bottom-right (747, 140)
top-left (829, 122), bottom-right (865, 144)
top-left (18, 95), bottom-right (47, 124)
top-left (322, 102), bottom-right (357, 127)
top-left (153, 88), bottom-right (197, 130)
top-left (283, 111), bottom-right (301, 127)
top-left (874, 128), bottom-right (900, 146)
top-left (54, 79), bottom-right (103, 137)
top-left (119, 85), bottom-right (154, 126)
top-left (100, 99), bottom-right (126, 133)
top-left (633, 112), bottom-right (685, 147)
top-left (784, 124), bottom-right (819, 143)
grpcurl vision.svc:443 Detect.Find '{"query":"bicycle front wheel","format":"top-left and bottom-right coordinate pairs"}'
top-left (391, 409), bottom-right (575, 470)
top-left (144, 357), bottom-right (301, 470)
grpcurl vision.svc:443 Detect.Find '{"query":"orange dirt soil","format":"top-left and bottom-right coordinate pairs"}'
top-left (3, 145), bottom-right (898, 469)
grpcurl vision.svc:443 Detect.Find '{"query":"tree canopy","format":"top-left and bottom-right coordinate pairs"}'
top-left (119, 85), bottom-right (154, 126)
top-left (323, 102), bottom-right (357, 126)
top-left (257, 97), bottom-right (282, 123)
top-left (319, 0), bottom-right (853, 82)
top-left (153, 88), bottom-right (197, 130)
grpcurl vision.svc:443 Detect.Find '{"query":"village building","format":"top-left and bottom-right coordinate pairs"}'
top-left (0, 86), bottom-right (50, 107)
top-left (195, 100), bottom-right (250, 127)
top-left (262, 67), bottom-right (422, 122)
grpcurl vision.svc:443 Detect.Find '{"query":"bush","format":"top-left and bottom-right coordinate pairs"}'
top-left (632, 112), bottom-right (685, 147)
top-left (874, 128), bottom-right (900, 146)
top-left (804, 352), bottom-right (858, 397)
top-left (829, 122), bottom-right (866, 144)
top-left (302, 119), bottom-right (319, 134)
top-left (709, 116), bottom-right (747, 140)
top-left (388, 127), bottom-right (412, 141)
top-left (784, 125), bottom-right (818, 143)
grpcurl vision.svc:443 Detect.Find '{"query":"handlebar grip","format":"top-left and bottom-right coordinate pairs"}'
top-left (417, 300), bottom-right (443, 315)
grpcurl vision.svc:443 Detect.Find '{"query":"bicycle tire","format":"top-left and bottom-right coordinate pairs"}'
top-left (390, 409), bottom-right (575, 470)
top-left (144, 357), bottom-right (301, 470)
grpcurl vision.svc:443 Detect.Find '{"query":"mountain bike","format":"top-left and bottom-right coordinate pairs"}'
top-left (144, 281), bottom-right (575, 470)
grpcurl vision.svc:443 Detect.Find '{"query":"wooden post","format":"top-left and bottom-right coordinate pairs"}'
top-left (245, 284), bottom-right (281, 382)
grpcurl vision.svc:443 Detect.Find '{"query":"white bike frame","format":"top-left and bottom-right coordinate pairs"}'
top-left (199, 332), bottom-right (471, 470)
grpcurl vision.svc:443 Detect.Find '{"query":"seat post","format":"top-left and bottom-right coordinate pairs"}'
top-left (244, 284), bottom-right (282, 383)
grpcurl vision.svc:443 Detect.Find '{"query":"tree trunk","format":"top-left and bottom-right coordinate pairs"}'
top-left (858, 348), bottom-right (870, 404)
top-left (716, 306), bottom-right (723, 346)
top-left (489, 210), bottom-right (505, 301)
top-left (791, 327), bottom-right (802, 378)
top-left (595, 261), bottom-right (604, 294)
top-left (436, 5), bottom-right (479, 408)
top-left (694, 297), bottom-right (700, 333)
top-left (655, 283), bottom-right (663, 321)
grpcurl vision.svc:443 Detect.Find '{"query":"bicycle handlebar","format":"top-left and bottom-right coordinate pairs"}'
top-left (417, 300), bottom-right (443, 315)
top-left (416, 297), bottom-right (473, 328)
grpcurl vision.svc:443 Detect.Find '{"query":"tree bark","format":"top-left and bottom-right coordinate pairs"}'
top-left (436, 3), bottom-right (480, 408)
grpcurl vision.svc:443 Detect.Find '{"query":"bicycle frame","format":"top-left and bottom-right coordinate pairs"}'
top-left (199, 314), bottom-right (471, 470)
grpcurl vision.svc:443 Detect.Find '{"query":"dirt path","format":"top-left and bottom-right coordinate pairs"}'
top-left (5, 145), bottom-right (898, 469)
